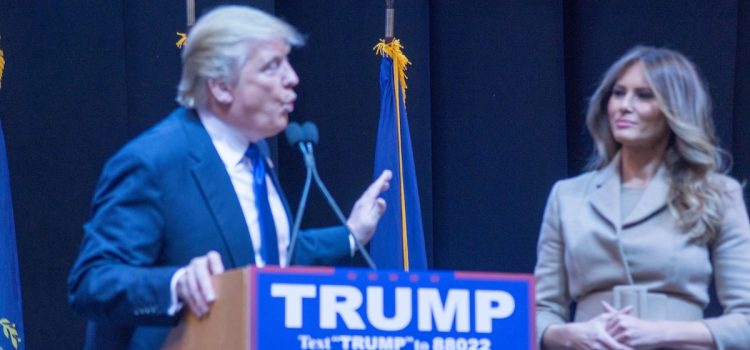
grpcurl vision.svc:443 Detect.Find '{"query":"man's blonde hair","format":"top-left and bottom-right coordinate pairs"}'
top-left (176, 6), bottom-right (303, 108)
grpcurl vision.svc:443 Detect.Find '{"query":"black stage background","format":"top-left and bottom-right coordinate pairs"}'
top-left (0, 1), bottom-right (748, 348)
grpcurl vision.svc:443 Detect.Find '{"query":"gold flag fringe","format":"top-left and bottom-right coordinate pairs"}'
top-left (374, 39), bottom-right (410, 101)
top-left (0, 49), bottom-right (5, 90)
top-left (176, 32), bottom-right (187, 49)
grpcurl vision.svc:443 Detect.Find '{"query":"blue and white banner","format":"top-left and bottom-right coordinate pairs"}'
top-left (250, 267), bottom-right (534, 350)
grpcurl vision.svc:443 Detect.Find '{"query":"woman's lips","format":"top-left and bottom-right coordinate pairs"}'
top-left (614, 118), bottom-right (637, 128)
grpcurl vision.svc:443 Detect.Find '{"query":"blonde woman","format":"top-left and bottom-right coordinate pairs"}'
top-left (535, 46), bottom-right (750, 350)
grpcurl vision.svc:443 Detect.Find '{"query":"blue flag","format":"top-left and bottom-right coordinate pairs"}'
top-left (0, 120), bottom-right (24, 350)
top-left (371, 40), bottom-right (427, 271)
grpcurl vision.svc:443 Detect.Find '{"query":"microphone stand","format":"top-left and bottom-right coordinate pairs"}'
top-left (305, 144), bottom-right (378, 270)
top-left (286, 141), bottom-right (313, 264)
top-left (286, 122), bottom-right (378, 270)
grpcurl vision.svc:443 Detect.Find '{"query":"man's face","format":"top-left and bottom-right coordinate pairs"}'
top-left (222, 39), bottom-right (299, 141)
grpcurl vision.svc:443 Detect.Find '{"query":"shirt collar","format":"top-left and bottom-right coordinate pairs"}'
top-left (197, 108), bottom-right (250, 167)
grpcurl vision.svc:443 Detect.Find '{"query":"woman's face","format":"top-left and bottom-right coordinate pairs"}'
top-left (607, 61), bottom-right (670, 150)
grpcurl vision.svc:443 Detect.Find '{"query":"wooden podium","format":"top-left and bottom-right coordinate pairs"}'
top-left (162, 269), bottom-right (250, 349)
top-left (161, 266), bottom-right (535, 350)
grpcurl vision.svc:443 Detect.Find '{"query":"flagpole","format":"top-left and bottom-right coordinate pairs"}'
top-left (382, 0), bottom-right (412, 270)
top-left (186, 0), bottom-right (195, 29)
top-left (176, 0), bottom-right (195, 49)
top-left (385, 0), bottom-right (394, 42)
top-left (373, 0), bottom-right (427, 271)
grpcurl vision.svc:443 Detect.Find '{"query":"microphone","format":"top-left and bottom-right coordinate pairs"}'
top-left (298, 122), bottom-right (317, 169)
top-left (285, 122), bottom-right (304, 146)
top-left (287, 121), bottom-right (377, 270)
top-left (301, 121), bottom-right (319, 145)
top-left (285, 122), bottom-right (313, 264)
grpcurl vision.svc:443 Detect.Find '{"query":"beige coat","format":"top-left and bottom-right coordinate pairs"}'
top-left (534, 157), bottom-right (750, 350)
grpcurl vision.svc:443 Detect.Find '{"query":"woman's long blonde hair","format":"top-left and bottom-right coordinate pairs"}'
top-left (586, 46), bottom-right (730, 242)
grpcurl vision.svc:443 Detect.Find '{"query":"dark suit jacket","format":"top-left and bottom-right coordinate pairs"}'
top-left (68, 108), bottom-right (351, 349)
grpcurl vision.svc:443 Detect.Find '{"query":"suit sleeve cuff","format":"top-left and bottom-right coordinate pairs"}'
top-left (349, 236), bottom-right (356, 257)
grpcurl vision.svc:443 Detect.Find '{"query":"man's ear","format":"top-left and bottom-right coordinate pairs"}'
top-left (207, 78), bottom-right (234, 104)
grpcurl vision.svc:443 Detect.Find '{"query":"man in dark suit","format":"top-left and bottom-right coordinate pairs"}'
top-left (67, 5), bottom-right (392, 349)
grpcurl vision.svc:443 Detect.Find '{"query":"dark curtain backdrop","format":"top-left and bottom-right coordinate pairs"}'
top-left (0, 1), bottom-right (747, 348)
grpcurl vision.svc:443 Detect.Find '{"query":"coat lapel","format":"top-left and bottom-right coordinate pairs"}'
top-left (588, 152), bottom-right (671, 230)
top-left (589, 157), bottom-right (622, 230)
top-left (179, 109), bottom-right (255, 267)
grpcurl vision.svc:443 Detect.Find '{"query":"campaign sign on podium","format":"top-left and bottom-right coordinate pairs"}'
top-left (252, 267), bottom-right (534, 350)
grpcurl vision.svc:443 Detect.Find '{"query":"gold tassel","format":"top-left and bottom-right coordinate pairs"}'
top-left (175, 32), bottom-right (187, 49)
top-left (0, 49), bottom-right (5, 90)
top-left (176, 0), bottom-right (195, 49)
top-left (374, 38), bottom-right (410, 101)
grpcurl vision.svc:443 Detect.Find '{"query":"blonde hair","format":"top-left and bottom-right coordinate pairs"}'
top-left (586, 46), bottom-right (730, 242)
top-left (176, 6), bottom-right (303, 108)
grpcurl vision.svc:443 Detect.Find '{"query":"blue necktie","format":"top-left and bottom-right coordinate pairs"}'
top-left (245, 143), bottom-right (279, 266)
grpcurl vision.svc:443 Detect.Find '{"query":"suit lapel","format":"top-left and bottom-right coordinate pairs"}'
top-left (589, 155), bottom-right (622, 230)
top-left (179, 109), bottom-right (255, 267)
top-left (588, 152), bottom-right (671, 230)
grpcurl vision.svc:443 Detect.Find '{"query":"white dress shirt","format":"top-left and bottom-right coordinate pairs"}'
top-left (197, 108), bottom-right (291, 267)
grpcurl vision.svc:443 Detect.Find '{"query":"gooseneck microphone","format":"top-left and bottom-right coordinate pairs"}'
top-left (285, 122), bottom-right (313, 264)
top-left (285, 121), bottom-right (377, 270)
